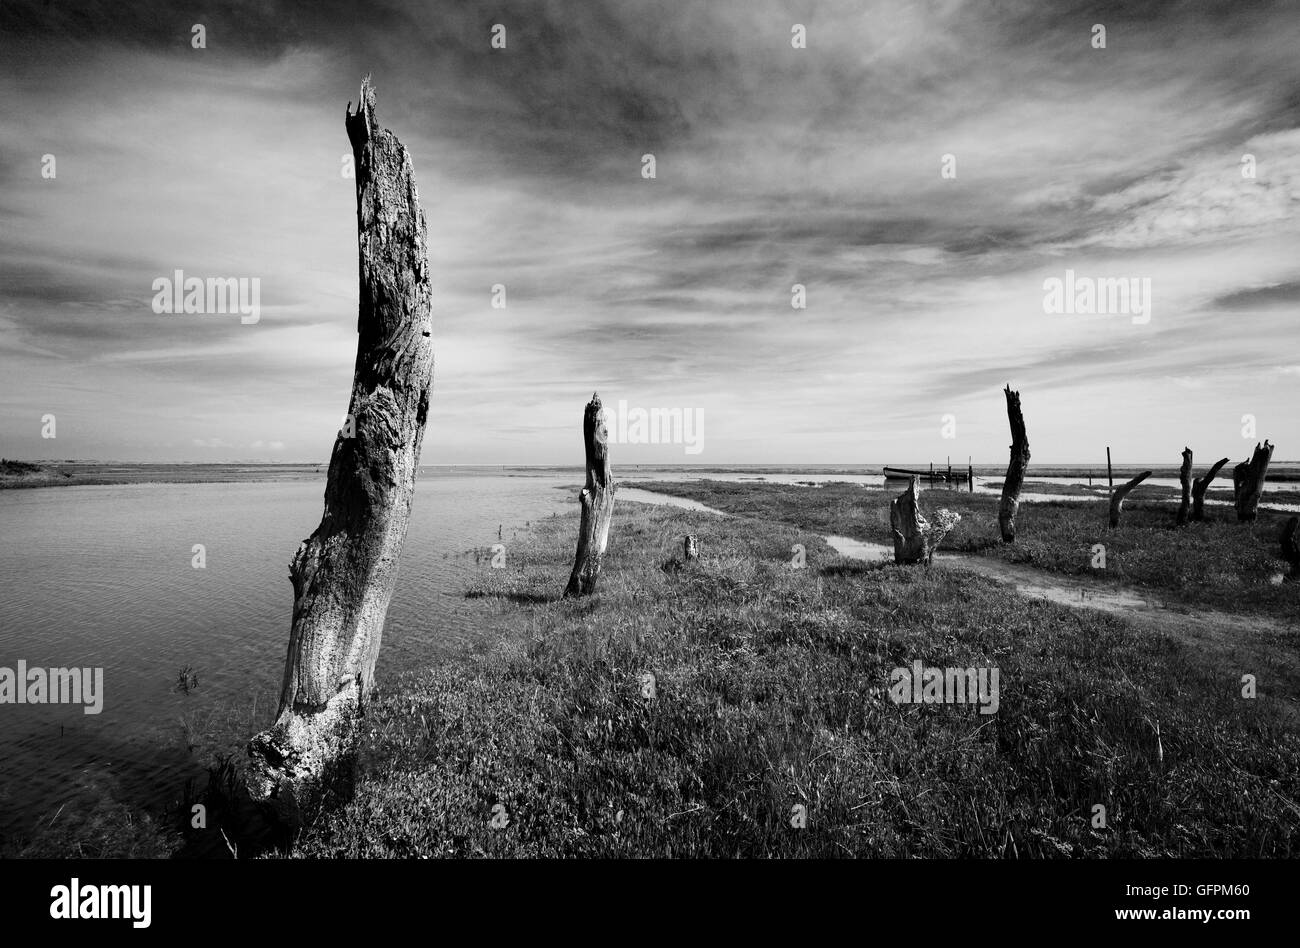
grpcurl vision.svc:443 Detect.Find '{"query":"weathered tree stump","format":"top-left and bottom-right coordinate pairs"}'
top-left (924, 509), bottom-right (962, 565)
top-left (891, 477), bottom-right (930, 564)
top-left (998, 385), bottom-right (1030, 543)
top-left (1233, 440), bottom-right (1274, 522)
top-left (245, 78), bottom-right (435, 822)
top-left (564, 393), bottom-right (615, 597)
top-left (1191, 456), bottom-right (1230, 521)
top-left (1175, 447), bottom-right (1193, 525)
top-left (1281, 516), bottom-right (1300, 578)
top-left (889, 479), bottom-right (961, 565)
top-left (1108, 471), bottom-right (1152, 528)
top-left (683, 535), bottom-right (699, 560)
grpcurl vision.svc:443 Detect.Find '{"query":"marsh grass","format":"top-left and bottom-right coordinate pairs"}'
top-left (637, 480), bottom-right (1300, 617)
top-left (290, 502), bottom-right (1300, 858)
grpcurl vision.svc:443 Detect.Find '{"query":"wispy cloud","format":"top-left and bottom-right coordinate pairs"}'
top-left (1, 0), bottom-right (1297, 462)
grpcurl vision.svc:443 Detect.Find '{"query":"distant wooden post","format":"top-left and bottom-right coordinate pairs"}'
top-left (1109, 471), bottom-right (1152, 528)
top-left (1175, 447), bottom-right (1193, 525)
top-left (564, 393), bottom-right (616, 597)
top-left (890, 477), bottom-right (929, 564)
top-left (998, 385), bottom-right (1030, 542)
top-left (1191, 456), bottom-right (1230, 521)
top-left (1106, 447), bottom-right (1113, 491)
top-left (246, 77), bottom-right (435, 819)
top-left (1281, 517), bottom-right (1300, 578)
top-left (1232, 440), bottom-right (1274, 522)
top-left (967, 458), bottom-right (973, 494)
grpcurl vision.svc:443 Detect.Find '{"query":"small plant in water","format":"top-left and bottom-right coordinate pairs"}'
top-left (175, 665), bottom-right (199, 694)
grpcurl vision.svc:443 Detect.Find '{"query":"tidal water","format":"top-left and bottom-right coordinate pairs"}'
top-left (1, 464), bottom-right (1293, 843)
top-left (0, 472), bottom-right (573, 842)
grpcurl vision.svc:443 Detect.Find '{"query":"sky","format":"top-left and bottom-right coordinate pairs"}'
top-left (1, 0), bottom-right (1298, 465)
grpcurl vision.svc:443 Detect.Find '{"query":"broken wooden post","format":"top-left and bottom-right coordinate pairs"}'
top-left (1191, 456), bottom-right (1230, 521)
top-left (1280, 517), bottom-right (1300, 578)
top-left (245, 78), bottom-right (435, 822)
top-left (1175, 447), bottom-right (1193, 525)
top-left (683, 535), bottom-right (699, 561)
top-left (890, 477), bottom-right (930, 564)
top-left (564, 393), bottom-right (616, 597)
top-left (998, 385), bottom-right (1030, 542)
top-left (1232, 440), bottom-right (1274, 522)
top-left (1108, 471), bottom-right (1152, 528)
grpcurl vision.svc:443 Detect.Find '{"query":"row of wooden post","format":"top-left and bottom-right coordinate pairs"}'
top-left (1104, 442), bottom-right (1274, 528)
top-left (996, 386), bottom-right (1276, 535)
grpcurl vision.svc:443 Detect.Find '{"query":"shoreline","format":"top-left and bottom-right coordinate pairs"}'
top-left (6, 460), bottom-right (1300, 492)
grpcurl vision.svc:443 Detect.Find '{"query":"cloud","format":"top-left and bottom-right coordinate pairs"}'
top-left (1, 0), bottom-right (1299, 462)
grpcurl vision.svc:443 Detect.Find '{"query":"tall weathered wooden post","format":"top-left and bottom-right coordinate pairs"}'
top-left (565, 393), bottom-right (616, 597)
top-left (998, 385), bottom-right (1030, 542)
top-left (246, 78), bottom-right (435, 819)
top-left (1233, 440), bottom-right (1274, 522)
top-left (1175, 447), bottom-right (1193, 525)
top-left (1191, 457), bottom-right (1230, 521)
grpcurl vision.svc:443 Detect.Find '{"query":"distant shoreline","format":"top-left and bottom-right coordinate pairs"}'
top-left (3, 459), bottom-right (1299, 490)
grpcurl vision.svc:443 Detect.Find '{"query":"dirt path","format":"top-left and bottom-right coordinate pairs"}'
top-left (625, 488), bottom-right (1296, 667)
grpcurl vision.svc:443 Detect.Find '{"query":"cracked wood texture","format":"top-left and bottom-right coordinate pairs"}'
top-left (564, 393), bottom-right (615, 598)
top-left (1109, 471), bottom-right (1152, 528)
top-left (997, 385), bottom-right (1030, 542)
top-left (1176, 447), bottom-right (1193, 525)
top-left (1191, 456), bottom-right (1230, 521)
top-left (890, 476), bottom-right (929, 564)
top-left (246, 78), bottom-right (434, 819)
top-left (1232, 440), bottom-right (1274, 522)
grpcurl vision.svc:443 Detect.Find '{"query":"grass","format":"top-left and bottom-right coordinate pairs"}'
top-left (9, 482), bottom-right (1296, 858)
top-left (635, 480), bottom-right (1300, 618)
top-left (283, 500), bottom-right (1300, 858)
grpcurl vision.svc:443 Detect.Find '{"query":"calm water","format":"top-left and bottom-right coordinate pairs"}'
top-left (0, 473), bottom-right (572, 841)
top-left (2, 464), bottom-right (1294, 842)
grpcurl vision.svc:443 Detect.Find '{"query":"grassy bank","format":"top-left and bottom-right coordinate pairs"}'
top-left (635, 480), bottom-right (1300, 618)
top-left (0, 460), bottom-right (325, 490)
top-left (285, 499), bottom-right (1300, 857)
